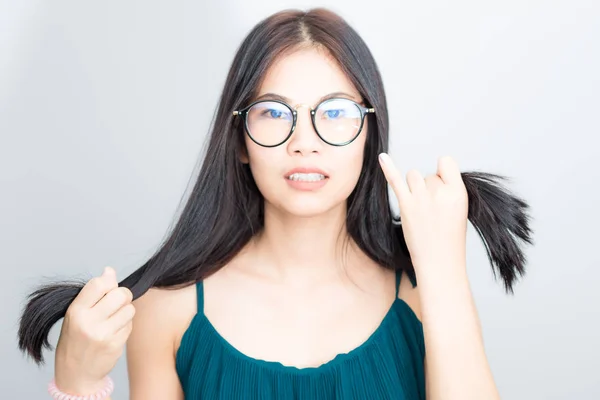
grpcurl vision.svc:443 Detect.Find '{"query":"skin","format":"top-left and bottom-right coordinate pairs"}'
top-left (57, 45), bottom-right (500, 399)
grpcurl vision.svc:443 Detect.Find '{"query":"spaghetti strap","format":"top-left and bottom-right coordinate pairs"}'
top-left (196, 280), bottom-right (204, 314)
top-left (395, 269), bottom-right (402, 297)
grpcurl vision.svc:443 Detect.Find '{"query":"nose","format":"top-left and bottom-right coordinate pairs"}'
top-left (287, 104), bottom-right (322, 155)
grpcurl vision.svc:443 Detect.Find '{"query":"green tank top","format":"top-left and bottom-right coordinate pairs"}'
top-left (175, 269), bottom-right (426, 399)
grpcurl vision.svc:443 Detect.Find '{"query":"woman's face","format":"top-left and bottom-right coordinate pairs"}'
top-left (241, 46), bottom-right (368, 218)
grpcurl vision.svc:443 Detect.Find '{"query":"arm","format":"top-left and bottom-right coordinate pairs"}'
top-left (400, 268), bottom-right (500, 400)
top-left (126, 287), bottom-right (187, 400)
top-left (380, 155), bottom-right (501, 400)
top-left (418, 267), bottom-right (499, 400)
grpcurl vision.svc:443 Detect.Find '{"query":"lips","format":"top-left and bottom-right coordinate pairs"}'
top-left (284, 167), bottom-right (329, 179)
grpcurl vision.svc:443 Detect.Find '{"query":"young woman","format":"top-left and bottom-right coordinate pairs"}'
top-left (18, 8), bottom-right (533, 400)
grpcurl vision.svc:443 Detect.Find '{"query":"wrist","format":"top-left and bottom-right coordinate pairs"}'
top-left (55, 355), bottom-right (107, 395)
top-left (414, 261), bottom-right (469, 291)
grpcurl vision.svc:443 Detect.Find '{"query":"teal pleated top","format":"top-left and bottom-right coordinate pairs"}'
top-left (175, 269), bottom-right (426, 399)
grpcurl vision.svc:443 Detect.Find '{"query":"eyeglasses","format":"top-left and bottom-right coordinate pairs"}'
top-left (232, 98), bottom-right (375, 147)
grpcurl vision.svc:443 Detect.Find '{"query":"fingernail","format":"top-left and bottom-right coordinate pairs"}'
top-left (379, 153), bottom-right (391, 165)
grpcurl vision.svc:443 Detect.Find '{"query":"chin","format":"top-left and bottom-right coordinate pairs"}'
top-left (268, 197), bottom-right (347, 219)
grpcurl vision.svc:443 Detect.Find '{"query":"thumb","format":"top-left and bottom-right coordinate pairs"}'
top-left (102, 266), bottom-right (118, 287)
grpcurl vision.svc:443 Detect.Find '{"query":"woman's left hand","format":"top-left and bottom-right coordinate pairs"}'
top-left (378, 154), bottom-right (469, 277)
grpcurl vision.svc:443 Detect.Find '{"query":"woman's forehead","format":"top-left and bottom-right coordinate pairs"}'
top-left (256, 47), bottom-right (361, 105)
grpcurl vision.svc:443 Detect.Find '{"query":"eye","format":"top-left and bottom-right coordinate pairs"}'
top-left (318, 99), bottom-right (361, 120)
top-left (323, 109), bottom-right (344, 119)
top-left (265, 109), bottom-right (285, 119)
top-left (251, 101), bottom-right (292, 120)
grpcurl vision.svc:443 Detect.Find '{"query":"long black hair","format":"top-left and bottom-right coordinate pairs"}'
top-left (18, 8), bottom-right (533, 365)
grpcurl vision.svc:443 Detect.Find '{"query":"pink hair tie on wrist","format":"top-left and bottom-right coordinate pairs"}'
top-left (48, 376), bottom-right (114, 400)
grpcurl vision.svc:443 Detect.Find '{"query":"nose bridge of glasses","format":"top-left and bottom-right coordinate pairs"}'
top-left (292, 103), bottom-right (315, 113)
top-left (294, 103), bottom-right (318, 143)
top-left (290, 103), bottom-right (318, 133)
top-left (274, 104), bottom-right (316, 149)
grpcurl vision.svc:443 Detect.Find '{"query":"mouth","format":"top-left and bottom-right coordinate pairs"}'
top-left (284, 167), bottom-right (329, 181)
top-left (284, 168), bottom-right (330, 191)
top-left (286, 172), bottom-right (327, 182)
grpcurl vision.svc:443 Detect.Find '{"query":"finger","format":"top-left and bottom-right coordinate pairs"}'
top-left (106, 303), bottom-right (136, 334)
top-left (424, 174), bottom-right (444, 191)
top-left (437, 156), bottom-right (462, 185)
top-left (113, 320), bottom-right (133, 346)
top-left (72, 267), bottom-right (119, 308)
top-left (106, 321), bottom-right (133, 357)
top-left (405, 169), bottom-right (426, 193)
top-left (93, 286), bottom-right (133, 319)
top-left (378, 153), bottom-right (410, 200)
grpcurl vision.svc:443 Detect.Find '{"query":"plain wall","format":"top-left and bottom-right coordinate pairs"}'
top-left (2, 0), bottom-right (599, 398)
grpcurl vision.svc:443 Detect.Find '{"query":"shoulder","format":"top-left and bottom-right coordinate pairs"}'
top-left (397, 270), bottom-right (422, 322)
top-left (126, 283), bottom-right (197, 399)
top-left (130, 283), bottom-right (198, 353)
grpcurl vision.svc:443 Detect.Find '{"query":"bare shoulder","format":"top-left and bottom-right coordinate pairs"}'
top-left (131, 284), bottom-right (198, 350)
top-left (126, 283), bottom-right (197, 399)
top-left (397, 270), bottom-right (422, 322)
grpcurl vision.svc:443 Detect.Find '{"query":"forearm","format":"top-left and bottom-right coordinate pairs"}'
top-left (416, 264), bottom-right (500, 400)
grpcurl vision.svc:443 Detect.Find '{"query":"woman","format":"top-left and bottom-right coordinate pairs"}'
top-left (18, 8), bottom-right (533, 400)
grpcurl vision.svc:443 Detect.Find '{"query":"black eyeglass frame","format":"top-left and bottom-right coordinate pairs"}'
top-left (232, 98), bottom-right (375, 148)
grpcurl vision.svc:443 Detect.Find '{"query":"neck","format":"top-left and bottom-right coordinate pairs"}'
top-left (248, 202), bottom-right (363, 283)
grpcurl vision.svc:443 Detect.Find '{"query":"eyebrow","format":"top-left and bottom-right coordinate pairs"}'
top-left (253, 91), bottom-right (361, 104)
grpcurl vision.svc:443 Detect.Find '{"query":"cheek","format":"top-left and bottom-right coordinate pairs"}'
top-left (337, 144), bottom-right (366, 193)
top-left (245, 143), bottom-right (281, 191)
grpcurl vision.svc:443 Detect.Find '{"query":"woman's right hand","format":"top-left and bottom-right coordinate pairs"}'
top-left (54, 266), bottom-right (135, 395)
